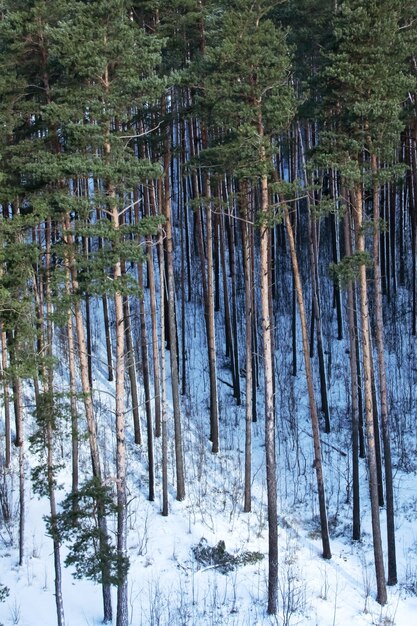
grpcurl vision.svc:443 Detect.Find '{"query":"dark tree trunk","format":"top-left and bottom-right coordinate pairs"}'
top-left (371, 155), bottom-right (397, 585)
top-left (136, 262), bottom-right (155, 501)
top-left (123, 293), bottom-right (142, 446)
top-left (343, 199), bottom-right (361, 541)
top-left (284, 205), bottom-right (332, 561)
top-left (240, 181), bottom-right (253, 513)
top-left (1, 329), bottom-right (11, 469)
top-left (163, 104), bottom-right (185, 500)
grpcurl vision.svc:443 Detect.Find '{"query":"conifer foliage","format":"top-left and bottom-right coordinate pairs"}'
top-left (0, 0), bottom-right (416, 622)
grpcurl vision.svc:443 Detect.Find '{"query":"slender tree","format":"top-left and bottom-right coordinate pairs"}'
top-left (199, 1), bottom-right (294, 612)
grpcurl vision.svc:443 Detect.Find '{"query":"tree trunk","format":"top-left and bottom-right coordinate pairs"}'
top-left (101, 62), bottom-right (128, 619)
top-left (219, 211), bottom-right (235, 386)
top-left (82, 236), bottom-right (93, 389)
top-left (204, 174), bottom-right (219, 452)
top-left (330, 171), bottom-right (343, 340)
top-left (191, 124), bottom-right (219, 452)
top-left (8, 333), bottom-right (25, 567)
top-left (283, 205), bottom-right (332, 561)
top-left (352, 182), bottom-right (387, 606)
top-left (145, 181), bottom-right (162, 437)
top-left (180, 178), bottom-right (188, 396)
top-left (123, 292), bottom-right (142, 446)
top-left (410, 123), bottom-right (417, 336)
top-left (136, 261), bottom-right (155, 501)
top-left (241, 181), bottom-right (253, 513)
top-left (371, 154), bottom-right (397, 585)
top-left (257, 117), bottom-right (278, 615)
top-left (44, 223), bottom-right (66, 626)
top-left (343, 200), bottom-right (361, 541)
top-left (102, 294), bottom-right (114, 382)
top-left (1, 329), bottom-right (10, 469)
top-left (227, 187), bottom-right (241, 405)
top-left (163, 103), bottom-right (185, 501)
top-left (64, 214), bottom-right (113, 623)
top-left (370, 347), bottom-right (384, 507)
top-left (298, 124), bottom-right (330, 432)
top-left (114, 281), bottom-right (128, 626)
top-left (159, 225), bottom-right (169, 517)
top-left (65, 270), bottom-right (79, 498)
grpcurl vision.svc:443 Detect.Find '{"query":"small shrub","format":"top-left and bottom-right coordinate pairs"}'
top-left (192, 537), bottom-right (263, 574)
top-left (0, 584), bottom-right (9, 603)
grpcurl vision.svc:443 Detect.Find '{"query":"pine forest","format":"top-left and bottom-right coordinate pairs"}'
top-left (0, 1), bottom-right (417, 625)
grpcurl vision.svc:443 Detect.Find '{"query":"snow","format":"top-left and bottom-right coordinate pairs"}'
top-left (0, 269), bottom-right (417, 626)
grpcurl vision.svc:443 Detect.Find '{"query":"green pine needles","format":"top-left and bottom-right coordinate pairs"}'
top-left (49, 478), bottom-right (129, 587)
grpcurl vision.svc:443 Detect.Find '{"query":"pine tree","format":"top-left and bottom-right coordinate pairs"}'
top-left (0, 2), bottom-right (165, 623)
top-left (48, 4), bottom-right (164, 623)
top-left (197, 0), bottom-right (295, 613)
top-left (317, 0), bottom-right (415, 603)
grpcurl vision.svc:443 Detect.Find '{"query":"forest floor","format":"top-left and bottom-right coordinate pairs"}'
top-left (0, 288), bottom-right (417, 626)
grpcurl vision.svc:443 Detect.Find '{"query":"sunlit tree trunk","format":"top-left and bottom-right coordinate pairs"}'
top-left (240, 181), bottom-right (253, 513)
top-left (44, 218), bottom-right (66, 626)
top-left (66, 295), bottom-right (79, 498)
top-left (64, 214), bottom-right (113, 622)
top-left (371, 153), bottom-right (397, 585)
top-left (257, 116), bottom-right (278, 615)
top-left (352, 182), bottom-right (387, 606)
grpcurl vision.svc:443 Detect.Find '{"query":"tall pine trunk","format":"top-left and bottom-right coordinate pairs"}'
top-left (145, 180), bottom-right (162, 438)
top-left (44, 220), bottom-right (66, 626)
top-left (343, 199), bottom-right (361, 541)
top-left (352, 182), bottom-right (387, 606)
top-left (64, 214), bottom-right (113, 622)
top-left (257, 117), bottom-right (278, 615)
top-left (0, 329), bottom-right (11, 469)
top-left (241, 182), bottom-right (253, 513)
top-left (162, 103), bottom-right (185, 501)
top-left (136, 259), bottom-right (155, 501)
top-left (283, 205), bottom-right (332, 560)
top-left (371, 154), bottom-right (397, 585)
top-left (159, 223), bottom-right (169, 517)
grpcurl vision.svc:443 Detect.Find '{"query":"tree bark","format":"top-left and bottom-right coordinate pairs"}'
top-left (8, 332), bottom-right (25, 567)
top-left (204, 174), bottom-right (219, 452)
top-left (123, 293), bottom-right (142, 446)
top-left (298, 124), bottom-right (330, 432)
top-left (371, 154), bottom-right (397, 585)
top-left (343, 198), bottom-right (361, 541)
top-left (283, 205), bottom-right (332, 561)
top-left (64, 214), bottom-right (113, 622)
top-left (227, 186), bottom-right (241, 405)
top-left (65, 270), bottom-right (79, 498)
top-left (1, 329), bottom-right (10, 469)
top-left (136, 261), bottom-right (155, 501)
top-left (352, 182), bottom-right (387, 606)
top-left (241, 181), bottom-right (253, 513)
top-left (44, 221), bottom-right (66, 626)
top-left (145, 181), bottom-right (162, 438)
top-left (102, 294), bottom-right (114, 382)
top-left (163, 102), bottom-right (185, 501)
top-left (159, 224), bottom-right (169, 517)
top-left (257, 117), bottom-right (278, 615)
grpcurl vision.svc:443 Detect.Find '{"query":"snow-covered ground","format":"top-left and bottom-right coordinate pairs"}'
top-left (0, 271), bottom-right (417, 626)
